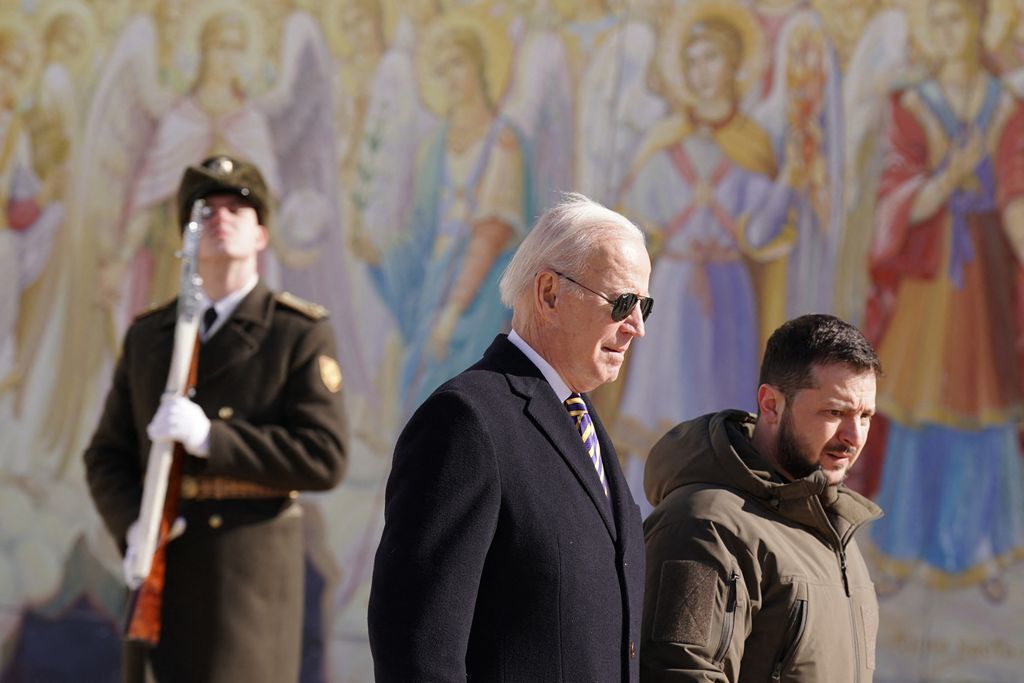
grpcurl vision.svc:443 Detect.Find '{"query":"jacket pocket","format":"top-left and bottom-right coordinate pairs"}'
top-left (713, 571), bottom-right (739, 664)
top-left (770, 598), bottom-right (806, 681)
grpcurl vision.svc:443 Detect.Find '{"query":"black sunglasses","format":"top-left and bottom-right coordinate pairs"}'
top-left (555, 271), bottom-right (654, 323)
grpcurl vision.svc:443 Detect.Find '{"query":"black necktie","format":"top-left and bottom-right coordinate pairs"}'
top-left (202, 306), bottom-right (218, 339)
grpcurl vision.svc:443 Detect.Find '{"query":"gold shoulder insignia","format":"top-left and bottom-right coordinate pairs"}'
top-left (133, 298), bottom-right (175, 321)
top-left (318, 355), bottom-right (343, 393)
top-left (276, 291), bottom-right (328, 320)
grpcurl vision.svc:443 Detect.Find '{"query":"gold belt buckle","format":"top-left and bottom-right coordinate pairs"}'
top-left (180, 475), bottom-right (199, 499)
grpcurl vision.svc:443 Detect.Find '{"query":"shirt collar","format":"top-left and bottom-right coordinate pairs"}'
top-left (508, 329), bottom-right (573, 402)
top-left (200, 274), bottom-right (259, 337)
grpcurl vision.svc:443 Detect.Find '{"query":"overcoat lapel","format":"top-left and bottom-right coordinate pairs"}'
top-left (140, 306), bottom-right (178, 401)
top-left (197, 281), bottom-right (273, 383)
top-left (486, 337), bottom-right (618, 541)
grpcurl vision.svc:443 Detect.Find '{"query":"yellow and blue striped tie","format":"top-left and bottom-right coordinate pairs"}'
top-left (564, 394), bottom-right (609, 498)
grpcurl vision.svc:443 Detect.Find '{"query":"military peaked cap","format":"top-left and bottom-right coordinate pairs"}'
top-left (177, 155), bottom-right (272, 230)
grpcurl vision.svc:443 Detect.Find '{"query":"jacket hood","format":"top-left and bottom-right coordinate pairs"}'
top-left (645, 410), bottom-right (882, 532)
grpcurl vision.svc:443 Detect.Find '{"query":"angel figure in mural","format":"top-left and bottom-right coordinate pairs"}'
top-left (614, 0), bottom-right (796, 512)
top-left (353, 10), bottom-right (531, 416)
top-left (1, 3), bottom-right (98, 420)
top-left (549, 0), bottom-right (667, 207)
top-left (48, 3), bottom-right (369, 461)
top-left (831, 3), bottom-right (913, 328)
top-left (328, 0), bottom-right (439, 434)
top-left (752, 8), bottom-right (844, 323)
top-left (332, 0), bottom-right (438, 257)
top-left (557, 0), bottom-right (617, 83)
top-left (746, 0), bottom-right (813, 94)
top-left (0, 17), bottom-right (64, 424)
top-left (500, 0), bottom-right (575, 213)
top-left (570, 0), bottom-right (669, 207)
top-left (866, 0), bottom-right (1024, 601)
top-left (810, 0), bottom-right (883, 70)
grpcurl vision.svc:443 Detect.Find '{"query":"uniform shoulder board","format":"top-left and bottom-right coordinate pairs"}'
top-left (275, 291), bottom-right (328, 320)
top-left (133, 298), bottom-right (175, 321)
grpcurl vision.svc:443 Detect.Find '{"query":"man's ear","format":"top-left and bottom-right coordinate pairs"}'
top-left (757, 384), bottom-right (785, 425)
top-left (535, 270), bottom-right (559, 320)
top-left (255, 225), bottom-right (269, 252)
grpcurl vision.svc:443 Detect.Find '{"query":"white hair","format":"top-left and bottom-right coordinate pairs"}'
top-left (499, 193), bottom-right (644, 314)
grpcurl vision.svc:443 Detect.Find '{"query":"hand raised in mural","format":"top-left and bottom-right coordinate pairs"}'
top-left (942, 125), bottom-right (985, 193)
top-left (349, 226), bottom-right (381, 266)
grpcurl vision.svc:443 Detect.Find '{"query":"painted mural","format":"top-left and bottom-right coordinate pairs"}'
top-left (0, 0), bottom-right (1022, 680)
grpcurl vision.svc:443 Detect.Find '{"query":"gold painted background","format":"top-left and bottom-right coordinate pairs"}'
top-left (1, 0), bottom-right (1023, 680)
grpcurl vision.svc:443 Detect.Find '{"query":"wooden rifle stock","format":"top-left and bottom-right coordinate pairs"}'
top-left (123, 340), bottom-right (200, 645)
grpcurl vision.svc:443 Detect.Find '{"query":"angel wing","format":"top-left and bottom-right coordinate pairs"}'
top-left (576, 19), bottom-right (667, 205)
top-left (502, 24), bottom-right (575, 212)
top-left (260, 12), bottom-right (372, 401)
top-left (752, 9), bottom-right (844, 319)
top-left (0, 120), bottom-right (65, 421)
top-left (44, 14), bottom-right (172, 462)
top-left (832, 9), bottom-right (911, 326)
top-left (6, 44), bottom-right (100, 433)
top-left (351, 43), bottom-right (436, 249)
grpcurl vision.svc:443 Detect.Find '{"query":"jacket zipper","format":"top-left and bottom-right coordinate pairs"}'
top-left (713, 572), bottom-right (739, 664)
top-left (837, 529), bottom-right (862, 683)
top-left (770, 598), bottom-right (806, 681)
top-left (839, 546), bottom-right (863, 683)
top-left (812, 500), bottom-right (877, 683)
top-left (837, 546), bottom-right (850, 597)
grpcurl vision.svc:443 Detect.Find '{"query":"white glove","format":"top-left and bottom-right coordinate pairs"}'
top-left (146, 395), bottom-right (211, 456)
top-left (122, 516), bottom-right (187, 587)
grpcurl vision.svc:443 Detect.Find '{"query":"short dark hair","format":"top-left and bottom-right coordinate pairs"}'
top-left (759, 314), bottom-right (881, 401)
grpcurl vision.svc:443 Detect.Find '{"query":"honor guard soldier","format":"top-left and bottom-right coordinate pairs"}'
top-left (84, 155), bottom-right (348, 683)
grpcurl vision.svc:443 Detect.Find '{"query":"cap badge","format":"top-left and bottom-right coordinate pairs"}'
top-left (209, 156), bottom-right (234, 175)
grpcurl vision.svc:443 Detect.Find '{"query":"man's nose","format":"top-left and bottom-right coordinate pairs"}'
top-left (624, 304), bottom-right (645, 338)
top-left (205, 205), bottom-right (231, 223)
top-left (838, 417), bottom-right (868, 450)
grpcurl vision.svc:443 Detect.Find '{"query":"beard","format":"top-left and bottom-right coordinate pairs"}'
top-left (774, 408), bottom-right (823, 481)
top-left (774, 409), bottom-right (856, 485)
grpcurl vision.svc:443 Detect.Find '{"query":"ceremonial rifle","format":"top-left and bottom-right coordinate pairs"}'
top-left (123, 199), bottom-right (205, 645)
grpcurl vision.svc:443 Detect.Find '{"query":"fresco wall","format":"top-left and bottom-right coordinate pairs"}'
top-left (1, 0), bottom-right (1023, 680)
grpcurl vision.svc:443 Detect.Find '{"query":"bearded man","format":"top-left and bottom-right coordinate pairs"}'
top-left (640, 313), bottom-right (883, 682)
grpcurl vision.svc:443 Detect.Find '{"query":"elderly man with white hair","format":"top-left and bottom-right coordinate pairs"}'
top-left (368, 193), bottom-right (654, 681)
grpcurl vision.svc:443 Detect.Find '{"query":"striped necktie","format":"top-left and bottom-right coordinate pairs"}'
top-left (564, 394), bottom-right (609, 498)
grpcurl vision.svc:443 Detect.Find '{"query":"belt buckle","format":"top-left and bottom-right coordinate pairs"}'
top-left (181, 476), bottom-right (199, 499)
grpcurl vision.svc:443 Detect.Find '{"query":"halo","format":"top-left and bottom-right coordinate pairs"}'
top-left (178, 0), bottom-right (266, 91)
top-left (0, 11), bottom-right (41, 106)
top-left (416, 8), bottom-right (512, 117)
top-left (908, 0), bottom-right (1002, 61)
top-left (34, 0), bottom-right (99, 75)
top-left (658, 0), bottom-right (765, 110)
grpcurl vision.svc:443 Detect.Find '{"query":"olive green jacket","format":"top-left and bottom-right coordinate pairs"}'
top-left (641, 411), bottom-right (882, 682)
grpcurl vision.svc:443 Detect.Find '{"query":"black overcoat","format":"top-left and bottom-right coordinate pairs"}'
top-left (368, 334), bottom-right (644, 682)
top-left (84, 280), bottom-right (348, 683)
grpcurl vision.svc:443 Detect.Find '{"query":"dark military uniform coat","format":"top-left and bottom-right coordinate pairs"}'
top-left (84, 280), bottom-right (347, 683)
